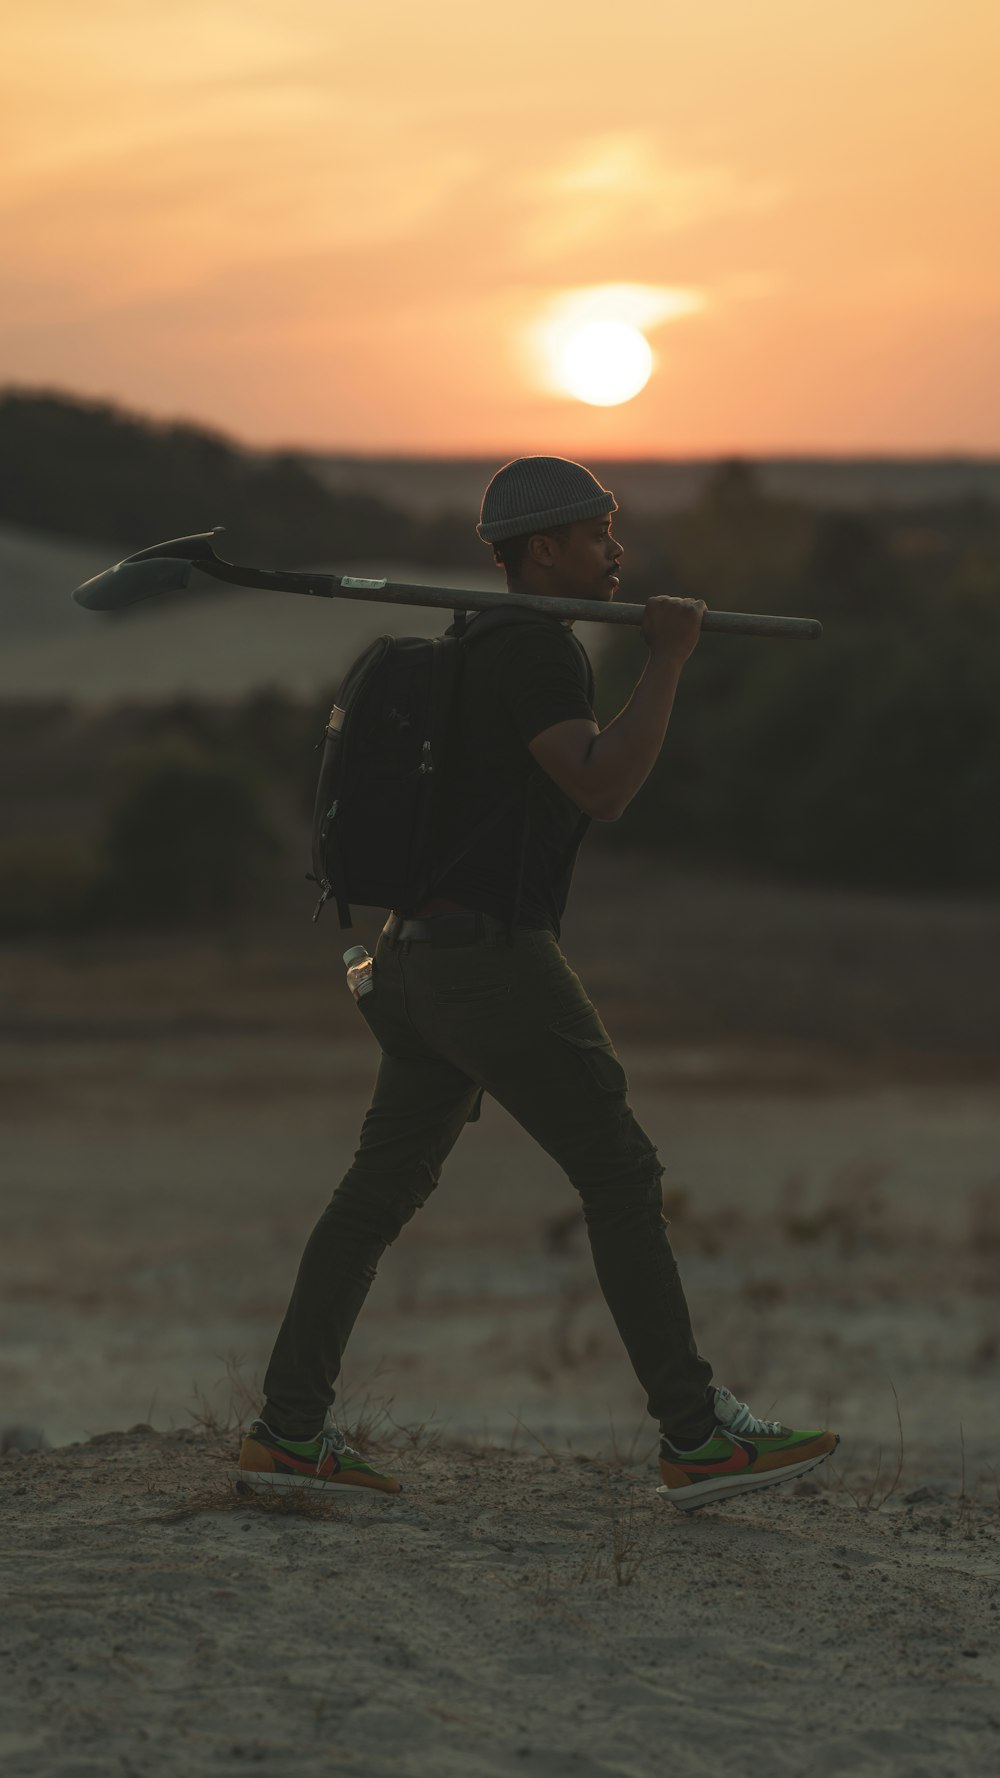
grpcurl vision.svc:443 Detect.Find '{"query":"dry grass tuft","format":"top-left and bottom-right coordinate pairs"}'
top-left (604, 1409), bottom-right (658, 1469)
top-left (602, 1485), bottom-right (651, 1588)
top-left (383, 1407), bottom-right (448, 1452)
top-left (186, 1350), bottom-right (263, 1439)
top-left (829, 1376), bottom-right (906, 1511)
top-left (181, 1351), bottom-right (411, 1455)
top-left (548, 1483), bottom-right (654, 1593)
top-left (506, 1413), bottom-right (565, 1463)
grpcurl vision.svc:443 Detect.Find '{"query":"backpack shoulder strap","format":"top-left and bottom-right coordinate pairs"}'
top-left (444, 604), bottom-right (562, 645)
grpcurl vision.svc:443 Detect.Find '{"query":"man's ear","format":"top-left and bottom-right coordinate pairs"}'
top-left (528, 533), bottom-right (556, 569)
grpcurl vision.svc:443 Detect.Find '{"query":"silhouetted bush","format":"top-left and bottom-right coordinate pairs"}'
top-left (0, 836), bottom-right (102, 935)
top-left (97, 747), bottom-right (281, 925)
top-left (597, 475), bottom-right (1000, 892)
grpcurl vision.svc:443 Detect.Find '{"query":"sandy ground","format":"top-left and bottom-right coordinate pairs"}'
top-left (2, 1424), bottom-right (999, 1777)
top-left (3, 1037), bottom-right (1000, 1778)
top-left (2, 852), bottom-right (1000, 1772)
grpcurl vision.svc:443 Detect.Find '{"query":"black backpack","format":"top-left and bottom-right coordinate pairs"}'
top-left (308, 604), bottom-right (593, 938)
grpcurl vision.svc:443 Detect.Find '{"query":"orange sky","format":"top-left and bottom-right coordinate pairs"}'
top-left (2, 0), bottom-right (998, 454)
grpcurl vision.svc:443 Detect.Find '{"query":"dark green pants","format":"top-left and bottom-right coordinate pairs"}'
top-left (262, 913), bottom-right (716, 1445)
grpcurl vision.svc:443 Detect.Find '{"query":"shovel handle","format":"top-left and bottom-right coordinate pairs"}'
top-left (322, 574), bottom-right (822, 641)
top-left (73, 530), bottom-right (823, 640)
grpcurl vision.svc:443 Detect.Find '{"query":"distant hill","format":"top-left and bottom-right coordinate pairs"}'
top-left (306, 452), bottom-right (1000, 518)
top-left (0, 387), bottom-right (418, 561)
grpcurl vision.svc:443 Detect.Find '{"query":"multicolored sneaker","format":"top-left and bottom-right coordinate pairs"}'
top-left (657, 1385), bottom-right (839, 1513)
top-left (232, 1419), bottom-right (402, 1498)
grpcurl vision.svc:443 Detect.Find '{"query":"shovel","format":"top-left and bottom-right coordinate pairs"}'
top-left (72, 527), bottom-right (822, 641)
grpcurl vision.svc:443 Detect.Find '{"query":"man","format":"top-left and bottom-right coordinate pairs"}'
top-left (237, 455), bottom-right (838, 1512)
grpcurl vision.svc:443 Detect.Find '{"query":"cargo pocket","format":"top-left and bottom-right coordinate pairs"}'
top-left (550, 1013), bottom-right (628, 1095)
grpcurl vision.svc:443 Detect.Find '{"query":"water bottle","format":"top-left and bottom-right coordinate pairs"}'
top-left (343, 945), bottom-right (374, 1001)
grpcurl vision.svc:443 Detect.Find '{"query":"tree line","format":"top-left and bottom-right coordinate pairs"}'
top-left (594, 460), bottom-right (1000, 892)
top-left (0, 386), bottom-right (468, 564)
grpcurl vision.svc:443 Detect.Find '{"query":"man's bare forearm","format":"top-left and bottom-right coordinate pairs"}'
top-left (584, 650), bottom-right (685, 820)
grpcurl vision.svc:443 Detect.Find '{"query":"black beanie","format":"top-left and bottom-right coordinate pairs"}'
top-left (476, 455), bottom-right (617, 544)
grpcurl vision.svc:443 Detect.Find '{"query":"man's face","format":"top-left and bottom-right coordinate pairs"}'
top-left (534, 515), bottom-right (623, 605)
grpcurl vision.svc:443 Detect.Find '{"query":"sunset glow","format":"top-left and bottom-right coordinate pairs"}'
top-left (1, 1), bottom-right (998, 454)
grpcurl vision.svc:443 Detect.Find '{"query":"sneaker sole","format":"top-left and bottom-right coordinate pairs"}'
top-left (229, 1469), bottom-right (400, 1506)
top-left (656, 1442), bottom-right (838, 1513)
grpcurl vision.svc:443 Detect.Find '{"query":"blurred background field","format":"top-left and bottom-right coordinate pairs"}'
top-left (2, 389), bottom-right (999, 1474)
top-left (5, 388), bottom-right (1000, 929)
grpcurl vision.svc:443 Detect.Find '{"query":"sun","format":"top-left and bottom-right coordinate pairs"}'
top-left (521, 283), bottom-right (702, 407)
top-left (554, 319), bottom-right (653, 406)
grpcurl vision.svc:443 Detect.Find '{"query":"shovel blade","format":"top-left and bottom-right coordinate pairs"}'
top-left (72, 554), bottom-right (195, 610)
top-left (72, 529), bottom-right (224, 610)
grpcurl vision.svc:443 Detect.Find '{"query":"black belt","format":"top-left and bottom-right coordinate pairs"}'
top-left (382, 910), bottom-right (510, 947)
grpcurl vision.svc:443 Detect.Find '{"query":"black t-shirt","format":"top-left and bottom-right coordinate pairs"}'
top-left (418, 611), bottom-right (597, 939)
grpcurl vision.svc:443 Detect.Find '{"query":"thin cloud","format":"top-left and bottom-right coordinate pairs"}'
top-left (515, 131), bottom-right (785, 263)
